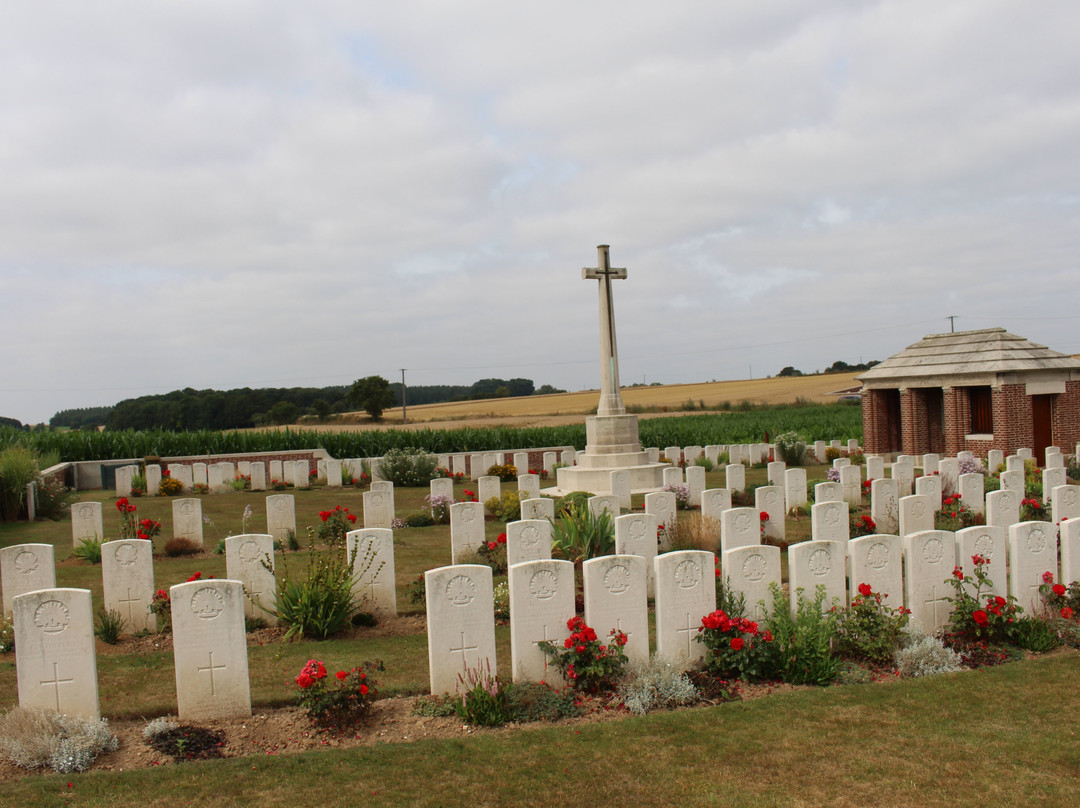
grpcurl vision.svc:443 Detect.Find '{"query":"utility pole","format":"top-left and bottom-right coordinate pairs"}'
top-left (400, 369), bottom-right (407, 425)
top-left (946, 315), bottom-right (957, 333)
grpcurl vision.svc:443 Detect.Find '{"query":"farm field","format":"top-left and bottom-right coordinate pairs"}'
top-left (307, 371), bottom-right (864, 430)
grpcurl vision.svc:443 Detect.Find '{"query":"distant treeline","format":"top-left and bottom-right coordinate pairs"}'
top-left (50, 377), bottom-right (565, 431)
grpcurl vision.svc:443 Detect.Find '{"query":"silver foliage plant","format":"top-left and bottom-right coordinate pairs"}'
top-left (893, 623), bottom-right (963, 678)
top-left (0, 708), bottom-right (119, 773)
top-left (618, 657), bottom-right (699, 716)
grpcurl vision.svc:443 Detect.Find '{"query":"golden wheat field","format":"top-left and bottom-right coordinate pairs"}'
top-left (295, 372), bottom-right (864, 432)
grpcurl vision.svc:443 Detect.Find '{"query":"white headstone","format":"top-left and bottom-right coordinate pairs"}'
top-left (478, 476), bottom-right (501, 509)
top-left (172, 498), bottom-right (204, 547)
top-left (224, 534), bottom-right (277, 621)
top-left (720, 507), bottom-right (760, 553)
top-left (839, 465), bottom-right (862, 508)
top-left (452, 454), bottom-right (467, 475)
top-left (870, 478), bottom-right (900, 535)
top-left (14, 588), bottom-right (99, 719)
top-left (507, 559), bottom-right (574, 684)
top-left (815, 482), bottom-right (843, 504)
top-left (955, 526), bottom-right (1007, 599)
top-left (684, 466), bottom-right (706, 508)
top-left (848, 534), bottom-right (904, 607)
top-left (701, 488), bottom-right (732, 525)
top-left (766, 461), bottom-right (786, 486)
top-left (788, 541), bottom-right (846, 614)
top-left (71, 501), bottom-right (104, 546)
top-left (813, 441), bottom-right (827, 463)
top-left (609, 470), bottom-right (632, 510)
top-left (102, 539), bottom-right (156, 633)
top-left (430, 477), bottom-right (454, 504)
top-left (784, 468), bottom-right (808, 511)
top-left (755, 485), bottom-right (785, 542)
top-left (1061, 519), bottom-right (1080, 587)
top-left (268, 460), bottom-right (283, 483)
top-left (1046, 451), bottom-right (1064, 469)
top-left (250, 462), bottom-right (266, 491)
top-left (645, 491), bottom-right (676, 549)
top-left (543, 452), bottom-right (557, 476)
top-left (145, 464), bottom-right (162, 497)
top-left (583, 554), bottom-right (649, 665)
top-left (517, 473), bottom-right (541, 500)
top-left (986, 449), bottom-right (1004, 472)
top-left (654, 550), bottom-right (716, 668)
top-left (115, 465), bottom-right (135, 496)
top-left (811, 501), bottom-right (849, 543)
top-left (588, 495), bottom-right (620, 519)
top-left (664, 446), bottom-right (682, 466)
top-left (921, 454), bottom-right (940, 476)
top-left (425, 564), bottom-right (496, 694)
top-left (325, 459), bottom-right (342, 488)
top-left (722, 544), bottom-right (780, 621)
top-left (1008, 521), bottom-right (1058, 612)
top-left (898, 494), bottom-right (934, 537)
top-left (1, 544), bottom-right (56, 618)
top-left (450, 502), bottom-right (486, 563)
top-left (915, 475), bottom-right (942, 508)
top-left (469, 453), bottom-right (484, 480)
top-left (986, 489), bottom-right (1020, 529)
top-left (170, 463), bottom-right (194, 491)
top-left (958, 473), bottom-right (986, 517)
top-left (1005, 455), bottom-right (1025, 474)
top-left (646, 447), bottom-right (661, 463)
top-left (265, 494), bottom-right (296, 545)
top-left (1052, 484), bottom-right (1080, 526)
top-left (346, 528), bottom-right (397, 618)
top-left (513, 452), bottom-right (530, 474)
top-left (938, 458), bottom-right (959, 496)
top-left (891, 459), bottom-right (914, 497)
top-left (171, 579), bottom-right (252, 720)
top-left (999, 469), bottom-right (1024, 496)
top-left (1016, 448), bottom-right (1033, 461)
top-left (663, 466), bottom-right (684, 489)
top-left (865, 455), bottom-right (885, 483)
top-left (1043, 468), bottom-right (1067, 505)
top-left (561, 448), bottom-right (576, 466)
top-left (725, 464), bottom-right (745, 492)
top-left (207, 463), bottom-right (227, 494)
top-left (903, 530), bottom-right (956, 632)
top-left (614, 512), bottom-right (659, 598)
top-left (520, 497), bottom-right (556, 522)
top-left (363, 489), bottom-right (394, 529)
top-left (192, 462), bottom-right (208, 487)
top-left (506, 519), bottom-right (553, 568)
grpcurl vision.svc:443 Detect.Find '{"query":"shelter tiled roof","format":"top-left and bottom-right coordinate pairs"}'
top-left (857, 328), bottom-right (1080, 383)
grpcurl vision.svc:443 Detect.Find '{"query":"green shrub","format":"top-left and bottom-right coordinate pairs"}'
top-left (163, 537), bottom-right (203, 557)
top-left (0, 446), bottom-right (38, 521)
top-left (274, 525), bottom-right (359, 640)
top-left (550, 501), bottom-right (615, 563)
top-left (1011, 617), bottom-right (1060, 653)
top-left (508, 682), bottom-right (583, 722)
top-left (33, 473), bottom-right (75, 521)
top-left (493, 581), bottom-right (510, 622)
top-left (403, 511), bottom-right (436, 528)
top-left (556, 490), bottom-right (592, 517)
top-left (0, 708), bottom-right (118, 773)
top-left (379, 448), bottom-right (438, 487)
top-left (485, 490), bottom-right (524, 522)
top-left (833, 583), bottom-right (909, 664)
top-left (486, 463), bottom-right (518, 482)
top-left (73, 537), bottom-right (104, 564)
top-left (94, 608), bottom-right (125, 644)
top-left (618, 657), bottom-right (699, 716)
top-left (454, 661), bottom-right (513, 726)
top-left (0, 618), bottom-right (14, 653)
top-left (538, 616), bottom-right (629, 693)
top-left (774, 432), bottom-right (807, 465)
top-left (766, 584), bottom-right (841, 686)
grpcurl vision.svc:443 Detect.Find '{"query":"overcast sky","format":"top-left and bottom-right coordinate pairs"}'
top-left (3, 1), bottom-right (1079, 424)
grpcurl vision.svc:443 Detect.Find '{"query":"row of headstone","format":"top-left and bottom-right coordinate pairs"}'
top-left (10, 580), bottom-right (252, 721)
top-left (425, 516), bottom-right (1078, 693)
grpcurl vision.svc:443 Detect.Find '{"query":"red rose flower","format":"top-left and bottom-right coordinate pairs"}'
top-left (336, 670), bottom-right (347, 681)
top-left (1062, 607), bottom-right (1074, 620)
top-left (995, 596), bottom-right (1007, 607)
top-left (316, 664), bottom-right (326, 679)
top-left (187, 572), bottom-right (202, 582)
top-left (497, 533), bottom-right (507, 544)
top-left (759, 511), bottom-right (769, 521)
top-left (359, 684), bottom-right (369, 695)
top-left (972, 610), bottom-right (989, 626)
top-left (296, 673), bottom-right (313, 689)
top-left (858, 583), bottom-right (872, 597)
top-left (348, 514), bottom-right (357, 523)
top-left (1043, 571), bottom-right (1055, 584)
top-left (487, 542), bottom-right (496, 550)
top-left (952, 567), bottom-right (964, 580)
top-left (1052, 584), bottom-right (1067, 596)
top-left (730, 637), bottom-right (745, 651)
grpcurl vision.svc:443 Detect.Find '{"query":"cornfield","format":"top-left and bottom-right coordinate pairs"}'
top-left (0, 405), bottom-right (861, 462)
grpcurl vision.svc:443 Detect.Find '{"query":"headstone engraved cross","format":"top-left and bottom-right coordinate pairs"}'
top-left (583, 244), bottom-right (628, 417)
top-left (198, 651), bottom-right (227, 696)
top-left (450, 631), bottom-right (478, 666)
top-left (676, 613), bottom-right (698, 658)
top-left (41, 662), bottom-right (75, 712)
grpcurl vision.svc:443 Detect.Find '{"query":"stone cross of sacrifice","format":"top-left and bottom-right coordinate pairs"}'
top-left (582, 244), bottom-right (628, 417)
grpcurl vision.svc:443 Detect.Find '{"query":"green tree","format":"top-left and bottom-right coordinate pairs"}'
top-left (267, 401), bottom-right (300, 425)
top-left (348, 376), bottom-right (397, 421)
top-left (777, 366), bottom-right (803, 377)
top-left (311, 398), bottom-right (331, 421)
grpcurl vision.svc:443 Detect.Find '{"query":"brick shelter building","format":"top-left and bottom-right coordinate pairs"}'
top-left (858, 328), bottom-right (1080, 461)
